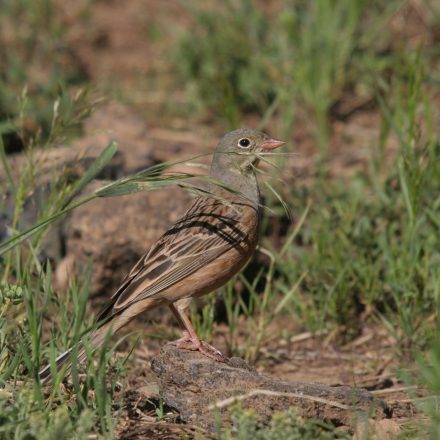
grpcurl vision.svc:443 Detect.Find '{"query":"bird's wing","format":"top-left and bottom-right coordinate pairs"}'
top-left (96, 196), bottom-right (251, 321)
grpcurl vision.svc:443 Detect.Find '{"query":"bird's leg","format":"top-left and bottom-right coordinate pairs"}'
top-left (168, 303), bottom-right (225, 362)
top-left (168, 304), bottom-right (191, 343)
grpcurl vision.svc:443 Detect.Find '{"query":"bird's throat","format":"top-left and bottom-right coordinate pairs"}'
top-left (210, 165), bottom-right (261, 208)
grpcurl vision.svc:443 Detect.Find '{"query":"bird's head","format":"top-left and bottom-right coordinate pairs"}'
top-left (211, 128), bottom-right (285, 176)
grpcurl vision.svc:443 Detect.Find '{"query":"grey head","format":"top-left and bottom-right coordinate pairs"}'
top-left (210, 128), bottom-right (284, 176)
top-left (209, 128), bottom-right (285, 203)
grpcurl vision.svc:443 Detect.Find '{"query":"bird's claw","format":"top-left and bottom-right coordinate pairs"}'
top-left (171, 337), bottom-right (225, 362)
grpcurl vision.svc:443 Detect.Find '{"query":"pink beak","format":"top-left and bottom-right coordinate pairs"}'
top-left (261, 137), bottom-right (286, 151)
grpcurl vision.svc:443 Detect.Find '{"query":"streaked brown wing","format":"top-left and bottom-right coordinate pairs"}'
top-left (97, 195), bottom-right (249, 321)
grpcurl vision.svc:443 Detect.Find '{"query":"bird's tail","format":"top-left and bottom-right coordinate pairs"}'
top-left (38, 321), bottom-right (113, 385)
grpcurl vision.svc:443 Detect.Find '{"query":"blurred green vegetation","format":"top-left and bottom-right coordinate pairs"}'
top-left (0, 0), bottom-right (90, 149)
top-left (265, 49), bottom-right (439, 349)
top-left (1, 0), bottom-right (440, 437)
top-left (176, 0), bottom-right (413, 147)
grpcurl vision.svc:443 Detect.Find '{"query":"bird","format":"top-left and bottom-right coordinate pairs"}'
top-left (39, 128), bottom-right (285, 384)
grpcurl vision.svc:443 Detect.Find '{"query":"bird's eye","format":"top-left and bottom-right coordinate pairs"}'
top-left (238, 138), bottom-right (251, 148)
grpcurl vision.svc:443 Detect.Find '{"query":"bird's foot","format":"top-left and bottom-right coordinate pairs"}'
top-left (196, 340), bottom-right (226, 362)
top-left (172, 337), bottom-right (225, 362)
top-left (171, 330), bottom-right (192, 344)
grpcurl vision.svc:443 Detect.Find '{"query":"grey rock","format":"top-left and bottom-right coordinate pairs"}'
top-left (151, 343), bottom-right (392, 433)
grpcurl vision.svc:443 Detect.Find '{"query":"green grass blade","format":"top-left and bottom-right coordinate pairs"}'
top-left (263, 180), bottom-right (291, 220)
top-left (0, 125), bottom-right (16, 195)
top-left (71, 141), bottom-right (119, 196)
top-left (0, 194), bottom-right (96, 257)
top-left (280, 201), bottom-right (311, 257)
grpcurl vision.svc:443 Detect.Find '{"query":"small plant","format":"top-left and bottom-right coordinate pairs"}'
top-left (0, 0), bottom-right (90, 145)
top-left (413, 331), bottom-right (440, 438)
top-left (216, 403), bottom-right (346, 439)
top-left (190, 294), bottom-right (217, 343)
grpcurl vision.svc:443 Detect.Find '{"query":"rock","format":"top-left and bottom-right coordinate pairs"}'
top-left (82, 101), bottom-right (157, 174)
top-left (151, 344), bottom-right (392, 433)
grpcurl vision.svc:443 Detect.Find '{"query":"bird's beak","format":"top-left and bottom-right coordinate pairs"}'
top-left (261, 138), bottom-right (286, 151)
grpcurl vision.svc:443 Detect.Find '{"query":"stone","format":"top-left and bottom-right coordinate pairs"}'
top-left (150, 344), bottom-right (392, 433)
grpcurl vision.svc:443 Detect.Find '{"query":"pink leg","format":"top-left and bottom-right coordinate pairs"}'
top-left (168, 303), bottom-right (225, 362)
top-left (168, 304), bottom-right (191, 343)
